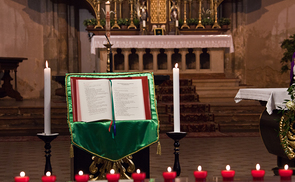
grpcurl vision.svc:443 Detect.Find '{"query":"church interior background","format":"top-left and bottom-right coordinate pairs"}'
top-left (1, 0), bottom-right (295, 181)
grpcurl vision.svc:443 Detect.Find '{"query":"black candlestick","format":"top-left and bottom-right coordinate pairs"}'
top-left (166, 131), bottom-right (187, 177)
top-left (37, 133), bottom-right (59, 175)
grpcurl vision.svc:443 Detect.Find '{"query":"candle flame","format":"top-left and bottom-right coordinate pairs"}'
top-left (46, 171), bottom-right (51, 177)
top-left (20, 171), bottom-right (25, 177)
top-left (136, 169), bottom-right (141, 174)
top-left (110, 169), bottom-right (115, 174)
top-left (106, 0), bottom-right (110, 3)
top-left (167, 167), bottom-right (172, 172)
top-left (256, 164), bottom-right (260, 170)
top-left (198, 165), bottom-right (202, 171)
top-left (226, 165), bottom-right (230, 171)
top-left (45, 61), bottom-right (48, 68)
top-left (175, 63), bottom-right (178, 68)
top-left (284, 164), bottom-right (289, 170)
top-left (78, 170), bottom-right (83, 175)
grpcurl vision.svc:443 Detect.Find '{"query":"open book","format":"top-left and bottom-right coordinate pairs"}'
top-left (70, 77), bottom-right (151, 122)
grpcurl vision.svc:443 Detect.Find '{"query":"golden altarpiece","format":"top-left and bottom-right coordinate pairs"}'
top-left (84, 0), bottom-right (234, 77)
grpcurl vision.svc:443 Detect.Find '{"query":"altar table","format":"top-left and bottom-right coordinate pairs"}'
top-left (91, 35), bottom-right (234, 54)
top-left (0, 57), bottom-right (27, 101)
top-left (234, 88), bottom-right (289, 114)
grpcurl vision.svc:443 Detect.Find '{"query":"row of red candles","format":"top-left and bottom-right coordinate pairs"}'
top-left (14, 164), bottom-right (293, 182)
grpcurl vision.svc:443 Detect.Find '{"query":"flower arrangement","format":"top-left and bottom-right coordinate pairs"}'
top-left (201, 7), bottom-right (212, 19)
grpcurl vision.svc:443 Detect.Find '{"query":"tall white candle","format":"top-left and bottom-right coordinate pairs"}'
top-left (44, 61), bottom-right (51, 134)
top-left (143, 20), bottom-right (146, 28)
top-left (175, 20), bottom-right (179, 27)
top-left (173, 63), bottom-right (180, 132)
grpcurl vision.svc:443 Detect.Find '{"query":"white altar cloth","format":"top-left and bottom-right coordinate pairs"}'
top-left (234, 88), bottom-right (289, 115)
top-left (91, 35), bottom-right (234, 54)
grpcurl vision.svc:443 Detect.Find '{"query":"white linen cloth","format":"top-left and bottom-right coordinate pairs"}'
top-left (234, 88), bottom-right (290, 115)
top-left (90, 35), bottom-right (234, 54)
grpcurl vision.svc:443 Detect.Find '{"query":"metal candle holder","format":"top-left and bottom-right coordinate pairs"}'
top-left (166, 131), bottom-right (187, 176)
top-left (37, 133), bottom-right (59, 175)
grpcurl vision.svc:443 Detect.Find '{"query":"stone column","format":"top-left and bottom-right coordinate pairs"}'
top-left (166, 49), bottom-right (173, 71)
top-left (151, 49), bottom-right (159, 72)
top-left (68, 4), bottom-right (79, 73)
top-left (123, 48), bottom-right (131, 71)
top-left (194, 49), bottom-right (200, 70)
top-left (57, 0), bottom-right (69, 75)
top-left (137, 49), bottom-right (145, 71)
top-left (180, 49), bottom-right (187, 71)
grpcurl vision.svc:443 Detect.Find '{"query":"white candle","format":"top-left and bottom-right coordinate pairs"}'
top-left (175, 20), bottom-right (179, 27)
top-left (105, 1), bottom-right (110, 30)
top-left (173, 63), bottom-right (180, 132)
top-left (143, 20), bottom-right (146, 28)
top-left (44, 61), bottom-right (51, 134)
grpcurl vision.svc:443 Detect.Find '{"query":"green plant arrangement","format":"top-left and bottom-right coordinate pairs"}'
top-left (100, 19), bottom-right (106, 27)
top-left (218, 17), bottom-right (231, 26)
top-left (83, 18), bottom-right (97, 27)
top-left (201, 17), bottom-right (213, 26)
top-left (133, 18), bottom-right (140, 28)
top-left (280, 34), bottom-right (295, 73)
top-left (187, 18), bottom-right (197, 26)
top-left (278, 83), bottom-right (295, 159)
top-left (110, 19), bottom-right (115, 27)
top-left (178, 19), bottom-right (184, 28)
top-left (118, 18), bottom-right (130, 26)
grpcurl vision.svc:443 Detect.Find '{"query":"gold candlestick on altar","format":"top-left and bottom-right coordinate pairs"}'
top-left (95, 0), bottom-right (103, 29)
top-left (104, 43), bottom-right (113, 72)
top-left (196, 0), bottom-right (205, 29)
top-left (212, 0), bottom-right (221, 29)
top-left (112, 0), bottom-right (121, 29)
top-left (180, 0), bottom-right (190, 29)
top-left (188, 0), bottom-right (192, 19)
top-left (128, 0), bottom-right (137, 29)
top-left (119, 0), bottom-right (123, 19)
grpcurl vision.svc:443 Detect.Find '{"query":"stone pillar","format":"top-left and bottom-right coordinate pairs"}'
top-left (68, 4), bottom-right (79, 73)
top-left (151, 49), bottom-right (159, 72)
top-left (137, 49), bottom-right (145, 71)
top-left (166, 49), bottom-right (173, 71)
top-left (123, 48), bottom-right (130, 71)
top-left (194, 49), bottom-right (200, 70)
top-left (57, 0), bottom-right (69, 74)
top-left (180, 49), bottom-right (186, 71)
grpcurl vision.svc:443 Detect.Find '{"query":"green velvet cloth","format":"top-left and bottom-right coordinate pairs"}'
top-left (65, 72), bottom-right (159, 161)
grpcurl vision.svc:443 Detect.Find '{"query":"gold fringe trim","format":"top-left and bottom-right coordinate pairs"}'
top-left (70, 144), bottom-right (74, 158)
top-left (156, 141), bottom-right (161, 155)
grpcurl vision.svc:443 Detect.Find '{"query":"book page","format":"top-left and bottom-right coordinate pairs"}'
top-left (111, 79), bottom-right (146, 120)
top-left (77, 79), bottom-right (112, 122)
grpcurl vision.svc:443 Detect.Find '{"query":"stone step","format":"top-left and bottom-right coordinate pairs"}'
top-left (160, 122), bottom-right (218, 133)
top-left (193, 78), bottom-right (240, 87)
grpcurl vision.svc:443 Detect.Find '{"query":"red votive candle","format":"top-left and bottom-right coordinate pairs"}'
top-left (75, 170), bottom-right (89, 182)
top-left (15, 171), bottom-right (30, 182)
top-left (279, 164), bottom-right (293, 180)
top-left (132, 169), bottom-right (146, 182)
top-left (221, 165), bottom-right (235, 181)
top-left (41, 171), bottom-right (56, 182)
top-left (251, 164), bottom-right (265, 181)
top-left (194, 165), bottom-right (207, 182)
top-left (106, 169), bottom-right (120, 182)
top-left (162, 167), bottom-right (177, 182)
